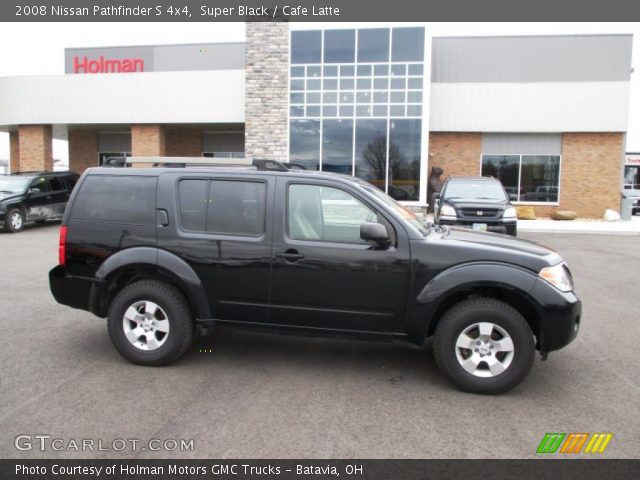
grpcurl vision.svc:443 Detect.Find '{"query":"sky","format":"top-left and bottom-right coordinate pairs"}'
top-left (0, 22), bottom-right (638, 163)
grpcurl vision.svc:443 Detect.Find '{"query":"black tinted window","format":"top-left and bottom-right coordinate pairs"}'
top-left (30, 177), bottom-right (51, 193)
top-left (49, 177), bottom-right (65, 191)
top-left (72, 176), bottom-right (156, 225)
top-left (178, 179), bottom-right (266, 236)
top-left (178, 179), bottom-right (208, 231)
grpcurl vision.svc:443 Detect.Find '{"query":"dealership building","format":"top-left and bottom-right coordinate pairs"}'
top-left (0, 24), bottom-right (633, 217)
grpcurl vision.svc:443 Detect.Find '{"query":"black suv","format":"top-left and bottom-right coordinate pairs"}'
top-left (0, 171), bottom-right (79, 233)
top-left (49, 162), bottom-right (581, 394)
top-left (434, 176), bottom-right (518, 236)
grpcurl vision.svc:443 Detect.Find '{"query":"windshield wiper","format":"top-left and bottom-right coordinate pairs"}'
top-left (0, 190), bottom-right (15, 194)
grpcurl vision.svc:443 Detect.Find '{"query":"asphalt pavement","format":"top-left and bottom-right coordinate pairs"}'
top-left (0, 223), bottom-right (638, 458)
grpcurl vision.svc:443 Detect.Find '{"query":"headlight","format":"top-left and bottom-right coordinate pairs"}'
top-left (539, 264), bottom-right (574, 292)
top-left (503, 206), bottom-right (517, 218)
top-left (440, 205), bottom-right (456, 216)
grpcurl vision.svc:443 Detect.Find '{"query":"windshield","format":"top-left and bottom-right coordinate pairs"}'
top-left (363, 185), bottom-right (429, 236)
top-left (0, 177), bottom-right (31, 194)
top-left (444, 181), bottom-right (506, 201)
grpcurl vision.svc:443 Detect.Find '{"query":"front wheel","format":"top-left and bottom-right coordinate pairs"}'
top-left (5, 208), bottom-right (25, 232)
top-left (433, 298), bottom-right (535, 394)
top-left (107, 280), bottom-right (195, 365)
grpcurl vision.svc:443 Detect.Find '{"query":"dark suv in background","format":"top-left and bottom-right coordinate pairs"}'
top-left (0, 171), bottom-right (79, 233)
top-left (434, 176), bottom-right (518, 236)
top-left (49, 161), bottom-right (581, 394)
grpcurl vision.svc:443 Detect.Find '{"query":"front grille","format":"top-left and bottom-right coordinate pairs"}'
top-left (459, 208), bottom-right (500, 219)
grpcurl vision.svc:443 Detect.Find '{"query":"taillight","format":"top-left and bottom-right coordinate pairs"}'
top-left (58, 225), bottom-right (67, 266)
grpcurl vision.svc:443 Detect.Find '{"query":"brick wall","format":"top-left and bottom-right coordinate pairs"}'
top-left (131, 125), bottom-right (166, 167)
top-left (554, 133), bottom-right (624, 218)
top-left (16, 125), bottom-right (53, 172)
top-left (428, 132), bottom-right (482, 179)
top-left (166, 128), bottom-right (202, 157)
top-left (68, 129), bottom-right (98, 174)
top-left (245, 22), bottom-right (289, 162)
top-left (9, 131), bottom-right (19, 173)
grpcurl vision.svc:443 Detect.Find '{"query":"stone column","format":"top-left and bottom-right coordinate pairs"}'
top-left (245, 21), bottom-right (289, 162)
top-left (16, 125), bottom-right (53, 172)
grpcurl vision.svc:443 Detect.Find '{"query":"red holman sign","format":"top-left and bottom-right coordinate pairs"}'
top-left (73, 56), bottom-right (144, 74)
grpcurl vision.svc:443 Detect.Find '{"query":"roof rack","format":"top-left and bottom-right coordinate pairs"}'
top-left (125, 157), bottom-right (292, 172)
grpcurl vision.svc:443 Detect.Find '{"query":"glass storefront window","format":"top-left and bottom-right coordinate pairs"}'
top-left (391, 27), bottom-right (425, 61)
top-left (290, 120), bottom-right (320, 170)
top-left (355, 119), bottom-right (387, 192)
top-left (389, 119), bottom-right (421, 201)
top-left (322, 119), bottom-right (353, 174)
top-left (290, 27), bottom-right (426, 202)
top-left (520, 155), bottom-right (560, 202)
top-left (357, 29), bottom-right (390, 62)
top-left (481, 154), bottom-right (561, 202)
top-left (324, 30), bottom-right (355, 63)
top-left (291, 31), bottom-right (321, 64)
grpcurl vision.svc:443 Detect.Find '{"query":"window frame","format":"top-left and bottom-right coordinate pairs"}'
top-left (479, 153), bottom-right (562, 205)
top-left (176, 177), bottom-right (268, 238)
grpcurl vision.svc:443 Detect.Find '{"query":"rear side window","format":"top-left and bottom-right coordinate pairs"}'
top-left (178, 179), bottom-right (266, 236)
top-left (71, 175), bottom-right (156, 225)
top-left (49, 177), bottom-right (65, 191)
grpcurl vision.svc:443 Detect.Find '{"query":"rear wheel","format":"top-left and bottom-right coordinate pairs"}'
top-left (4, 208), bottom-right (25, 233)
top-left (107, 280), bottom-right (195, 365)
top-left (433, 298), bottom-right (534, 394)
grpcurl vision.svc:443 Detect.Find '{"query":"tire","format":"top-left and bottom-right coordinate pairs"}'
top-left (4, 208), bottom-right (25, 233)
top-left (107, 280), bottom-right (195, 366)
top-left (433, 297), bottom-right (535, 394)
top-left (506, 224), bottom-right (518, 236)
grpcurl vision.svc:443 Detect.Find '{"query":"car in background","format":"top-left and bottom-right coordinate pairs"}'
top-left (102, 156), bottom-right (128, 168)
top-left (524, 186), bottom-right (559, 202)
top-left (0, 171), bottom-right (79, 233)
top-left (434, 176), bottom-right (518, 236)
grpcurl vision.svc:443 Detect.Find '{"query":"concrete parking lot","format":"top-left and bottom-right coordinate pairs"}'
top-left (0, 223), bottom-right (638, 459)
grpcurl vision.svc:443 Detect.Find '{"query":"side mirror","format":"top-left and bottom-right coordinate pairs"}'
top-left (27, 187), bottom-right (40, 196)
top-left (509, 194), bottom-right (518, 201)
top-left (360, 221), bottom-right (390, 245)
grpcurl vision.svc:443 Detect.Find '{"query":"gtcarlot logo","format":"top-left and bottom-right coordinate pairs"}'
top-left (14, 434), bottom-right (194, 452)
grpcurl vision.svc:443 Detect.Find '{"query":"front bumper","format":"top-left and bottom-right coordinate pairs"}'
top-left (438, 216), bottom-right (517, 234)
top-left (530, 277), bottom-right (582, 353)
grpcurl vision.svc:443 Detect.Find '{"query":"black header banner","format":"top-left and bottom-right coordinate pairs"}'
top-left (3, 0), bottom-right (640, 21)
top-left (1, 459), bottom-right (639, 480)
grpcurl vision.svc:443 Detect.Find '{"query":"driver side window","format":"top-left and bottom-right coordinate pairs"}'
top-left (30, 177), bottom-right (51, 193)
top-left (288, 184), bottom-right (380, 244)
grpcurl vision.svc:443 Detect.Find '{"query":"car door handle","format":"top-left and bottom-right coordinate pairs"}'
top-left (276, 250), bottom-right (305, 262)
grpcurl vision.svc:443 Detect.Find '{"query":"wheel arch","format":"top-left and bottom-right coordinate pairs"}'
top-left (419, 263), bottom-right (542, 348)
top-left (89, 247), bottom-right (212, 320)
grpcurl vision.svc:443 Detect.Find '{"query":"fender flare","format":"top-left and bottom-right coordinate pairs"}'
top-left (90, 247), bottom-right (212, 319)
top-left (418, 262), bottom-right (538, 305)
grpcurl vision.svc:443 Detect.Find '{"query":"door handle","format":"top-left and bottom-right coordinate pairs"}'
top-left (276, 250), bottom-right (305, 262)
top-left (156, 209), bottom-right (169, 227)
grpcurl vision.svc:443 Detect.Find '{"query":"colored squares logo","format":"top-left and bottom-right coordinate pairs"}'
top-left (537, 433), bottom-right (612, 454)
